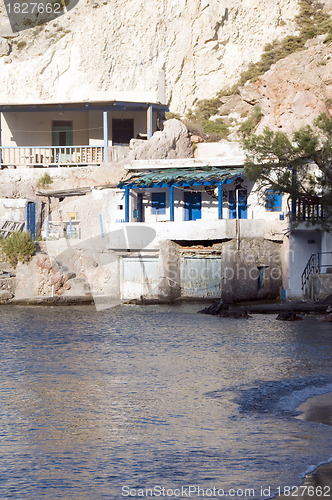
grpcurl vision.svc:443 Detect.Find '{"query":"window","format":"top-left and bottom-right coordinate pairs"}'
top-left (266, 190), bottom-right (282, 211)
top-left (229, 189), bottom-right (247, 219)
top-left (184, 192), bottom-right (202, 221)
top-left (152, 192), bottom-right (166, 215)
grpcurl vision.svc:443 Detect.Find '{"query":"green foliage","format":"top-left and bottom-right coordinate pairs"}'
top-left (17, 41), bottom-right (27, 50)
top-left (0, 231), bottom-right (36, 268)
top-left (187, 98), bottom-right (222, 122)
top-left (37, 172), bottom-right (53, 189)
top-left (185, 100), bottom-right (229, 141)
top-left (238, 0), bottom-right (332, 85)
top-left (201, 118), bottom-right (229, 141)
top-left (242, 114), bottom-right (332, 230)
top-left (165, 112), bottom-right (181, 120)
top-left (240, 106), bottom-right (263, 137)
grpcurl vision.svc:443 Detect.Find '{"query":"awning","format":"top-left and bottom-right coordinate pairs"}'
top-left (118, 167), bottom-right (245, 188)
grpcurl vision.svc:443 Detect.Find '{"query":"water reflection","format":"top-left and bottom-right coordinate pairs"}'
top-left (0, 306), bottom-right (331, 498)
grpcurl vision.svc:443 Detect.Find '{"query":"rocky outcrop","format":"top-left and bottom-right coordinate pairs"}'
top-left (0, 0), bottom-right (300, 111)
top-left (256, 36), bottom-right (332, 133)
top-left (205, 36), bottom-right (332, 137)
top-left (131, 119), bottom-right (194, 160)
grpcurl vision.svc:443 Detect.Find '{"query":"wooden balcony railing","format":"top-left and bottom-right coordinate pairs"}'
top-left (0, 145), bottom-right (104, 167)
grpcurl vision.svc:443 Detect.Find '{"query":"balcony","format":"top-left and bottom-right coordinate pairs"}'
top-left (0, 145), bottom-right (130, 167)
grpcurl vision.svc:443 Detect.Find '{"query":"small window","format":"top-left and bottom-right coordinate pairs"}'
top-left (266, 190), bottom-right (282, 212)
top-left (152, 192), bottom-right (166, 215)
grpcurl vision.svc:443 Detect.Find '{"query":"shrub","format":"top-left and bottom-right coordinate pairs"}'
top-left (240, 106), bottom-right (263, 137)
top-left (37, 172), bottom-right (53, 189)
top-left (202, 118), bottom-right (229, 140)
top-left (165, 112), bottom-right (181, 120)
top-left (0, 231), bottom-right (36, 268)
top-left (17, 41), bottom-right (27, 50)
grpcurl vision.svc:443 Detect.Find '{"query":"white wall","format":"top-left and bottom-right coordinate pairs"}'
top-left (123, 180), bottom-right (285, 224)
top-left (288, 230), bottom-right (322, 298)
top-left (2, 111), bottom-right (89, 146)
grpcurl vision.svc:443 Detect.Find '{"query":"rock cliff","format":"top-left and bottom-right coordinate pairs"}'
top-left (0, 0), bottom-right (300, 111)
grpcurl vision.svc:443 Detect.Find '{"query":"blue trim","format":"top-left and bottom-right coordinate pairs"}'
top-left (125, 187), bottom-right (130, 222)
top-left (69, 218), bottom-right (73, 239)
top-left (0, 102), bottom-right (169, 113)
top-left (103, 111), bottom-right (108, 162)
top-left (170, 185), bottom-right (174, 221)
top-left (218, 182), bottom-right (223, 219)
top-left (99, 214), bottom-right (104, 238)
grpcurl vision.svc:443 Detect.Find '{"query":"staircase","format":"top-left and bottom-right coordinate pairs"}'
top-left (302, 252), bottom-right (332, 301)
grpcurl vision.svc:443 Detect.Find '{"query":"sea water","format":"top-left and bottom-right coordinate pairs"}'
top-left (0, 304), bottom-right (332, 499)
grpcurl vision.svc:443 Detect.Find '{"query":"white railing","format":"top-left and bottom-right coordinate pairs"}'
top-left (0, 145), bottom-right (104, 166)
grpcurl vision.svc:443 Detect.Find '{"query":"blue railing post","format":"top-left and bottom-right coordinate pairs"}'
top-left (218, 182), bottom-right (223, 219)
top-left (125, 187), bottom-right (130, 223)
top-left (99, 214), bottom-right (104, 238)
top-left (170, 185), bottom-right (174, 221)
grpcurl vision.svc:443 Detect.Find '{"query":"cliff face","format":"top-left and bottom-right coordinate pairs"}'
top-left (0, 0), bottom-right (300, 111)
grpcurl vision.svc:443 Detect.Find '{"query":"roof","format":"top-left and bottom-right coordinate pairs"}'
top-left (118, 166), bottom-right (245, 188)
top-left (0, 100), bottom-right (168, 113)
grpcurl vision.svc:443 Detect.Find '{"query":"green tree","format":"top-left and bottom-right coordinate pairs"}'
top-left (242, 114), bottom-right (332, 230)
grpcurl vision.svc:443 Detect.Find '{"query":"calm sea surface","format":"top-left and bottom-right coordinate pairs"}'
top-left (1, 304), bottom-right (332, 499)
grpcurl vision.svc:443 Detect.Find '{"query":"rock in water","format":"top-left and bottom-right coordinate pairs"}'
top-left (276, 312), bottom-right (303, 321)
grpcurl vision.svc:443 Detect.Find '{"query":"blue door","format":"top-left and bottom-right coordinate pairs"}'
top-left (184, 192), bottom-right (201, 221)
top-left (229, 189), bottom-right (247, 219)
top-left (26, 202), bottom-right (36, 240)
top-left (137, 193), bottom-right (144, 222)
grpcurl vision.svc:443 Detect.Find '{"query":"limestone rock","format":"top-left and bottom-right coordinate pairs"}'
top-left (0, 289), bottom-right (13, 300)
top-left (0, 0), bottom-right (301, 112)
top-left (256, 39), bottom-right (332, 134)
top-left (132, 119), bottom-right (194, 160)
top-left (0, 38), bottom-right (10, 57)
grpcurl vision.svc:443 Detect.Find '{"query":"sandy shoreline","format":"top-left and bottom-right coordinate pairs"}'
top-left (276, 392), bottom-right (332, 500)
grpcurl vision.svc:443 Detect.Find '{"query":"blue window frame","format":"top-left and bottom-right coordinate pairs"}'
top-left (152, 192), bottom-right (166, 215)
top-left (229, 189), bottom-right (247, 219)
top-left (266, 190), bottom-right (282, 211)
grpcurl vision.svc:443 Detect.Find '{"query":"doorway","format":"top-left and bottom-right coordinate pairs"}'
top-left (52, 121), bottom-right (73, 163)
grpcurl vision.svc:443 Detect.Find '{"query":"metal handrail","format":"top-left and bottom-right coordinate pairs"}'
top-left (301, 252), bottom-right (332, 290)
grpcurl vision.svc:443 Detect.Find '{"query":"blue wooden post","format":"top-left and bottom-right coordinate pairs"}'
top-left (218, 182), bottom-right (223, 219)
top-left (147, 105), bottom-right (153, 139)
top-left (125, 187), bottom-right (130, 222)
top-left (69, 218), bottom-right (73, 239)
top-left (170, 185), bottom-right (174, 221)
top-left (99, 214), bottom-right (104, 238)
top-left (103, 111), bottom-right (108, 162)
